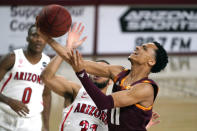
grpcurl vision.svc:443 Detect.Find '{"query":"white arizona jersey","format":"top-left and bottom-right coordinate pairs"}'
top-left (60, 87), bottom-right (108, 131)
top-left (0, 49), bottom-right (50, 117)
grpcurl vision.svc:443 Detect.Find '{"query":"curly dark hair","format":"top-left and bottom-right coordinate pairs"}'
top-left (151, 41), bottom-right (168, 73)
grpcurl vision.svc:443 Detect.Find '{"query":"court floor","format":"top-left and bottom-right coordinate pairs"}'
top-left (150, 97), bottom-right (197, 131)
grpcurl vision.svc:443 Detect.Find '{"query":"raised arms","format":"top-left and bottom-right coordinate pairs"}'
top-left (38, 23), bottom-right (87, 63)
top-left (40, 23), bottom-right (86, 97)
top-left (81, 60), bottom-right (124, 80)
top-left (38, 23), bottom-right (124, 80)
top-left (41, 55), bottom-right (80, 97)
top-left (68, 50), bottom-right (124, 80)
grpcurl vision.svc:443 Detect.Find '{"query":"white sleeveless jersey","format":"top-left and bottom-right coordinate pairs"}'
top-left (60, 87), bottom-right (108, 131)
top-left (0, 49), bottom-right (50, 117)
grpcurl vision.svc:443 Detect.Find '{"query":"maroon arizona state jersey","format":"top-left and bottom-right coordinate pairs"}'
top-left (108, 69), bottom-right (158, 131)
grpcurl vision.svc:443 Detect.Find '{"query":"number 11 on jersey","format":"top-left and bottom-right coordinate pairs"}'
top-left (111, 107), bottom-right (120, 125)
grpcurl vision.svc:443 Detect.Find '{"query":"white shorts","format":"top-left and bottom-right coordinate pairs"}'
top-left (0, 109), bottom-right (42, 131)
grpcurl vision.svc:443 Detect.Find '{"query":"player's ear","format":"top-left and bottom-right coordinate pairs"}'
top-left (148, 58), bottom-right (156, 67)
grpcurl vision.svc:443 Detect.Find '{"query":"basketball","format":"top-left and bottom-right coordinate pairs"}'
top-left (36, 4), bottom-right (72, 37)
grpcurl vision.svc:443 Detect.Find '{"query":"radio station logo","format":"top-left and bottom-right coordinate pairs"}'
top-left (120, 8), bottom-right (197, 32)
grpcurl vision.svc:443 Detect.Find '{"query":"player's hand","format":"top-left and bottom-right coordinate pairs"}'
top-left (146, 112), bottom-right (160, 129)
top-left (68, 50), bottom-right (84, 72)
top-left (7, 98), bottom-right (29, 117)
top-left (66, 22), bottom-right (87, 49)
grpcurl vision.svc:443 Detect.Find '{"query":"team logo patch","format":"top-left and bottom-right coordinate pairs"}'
top-left (42, 62), bottom-right (47, 67)
top-left (19, 59), bottom-right (23, 64)
top-left (18, 59), bottom-right (24, 67)
top-left (81, 91), bottom-right (88, 98)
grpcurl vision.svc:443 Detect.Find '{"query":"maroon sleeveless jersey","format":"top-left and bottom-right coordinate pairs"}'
top-left (108, 69), bottom-right (159, 131)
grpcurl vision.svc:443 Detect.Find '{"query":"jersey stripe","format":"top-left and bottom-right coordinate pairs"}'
top-left (61, 106), bottom-right (73, 131)
top-left (0, 73), bottom-right (12, 93)
top-left (135, 104), bottom-right (152, 111)
top-left (111, 107), bottom-right (115, 124)
top-left (115, 107), bottom-right (120, 125)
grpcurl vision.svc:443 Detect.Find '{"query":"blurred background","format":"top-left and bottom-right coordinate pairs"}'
top-left (0, 0), bottom-right (197, 131)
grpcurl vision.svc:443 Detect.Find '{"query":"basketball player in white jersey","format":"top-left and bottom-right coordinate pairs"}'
top-left (0, 24), bottom-right (51, 131)
top-left (40, 23), bottom-right (108, 131)
top-left (39, 23), bottom-right (160, 131)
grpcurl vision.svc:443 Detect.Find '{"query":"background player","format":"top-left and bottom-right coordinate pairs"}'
top-left (68, 41), bottom-right (168, 131)
top-left (0, 24), bottom-right (51, 131)
top-left (38, 22), bottom-right (161, 131)
top-left (41, 55), bottom-right (109, 131)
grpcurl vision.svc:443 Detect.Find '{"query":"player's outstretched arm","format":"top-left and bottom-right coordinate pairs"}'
top-left (37, 23), bottom-right (87, 63)
top-left (0, 53), bottom-right (29, 116)
top-left (41, 55), bottom-right (80, 97)
top-left (81, 60), bottom-right (124, 80)
top-left (68, 50), bottom-right (124, 80)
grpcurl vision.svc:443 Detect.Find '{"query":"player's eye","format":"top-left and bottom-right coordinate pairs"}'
top-left (142, 45), bottom-right (147, 51)
top-left (32, 34), bottom-right (39, 37)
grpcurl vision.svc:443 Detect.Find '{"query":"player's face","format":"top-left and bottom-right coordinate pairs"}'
top-left (128, 43), bottom-right (157, 65)
top-left (27, 27), bottom-right (47, 53)
top-left (89, 62), bottom-right (110, 89)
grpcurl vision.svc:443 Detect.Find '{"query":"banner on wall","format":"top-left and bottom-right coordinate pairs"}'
top-left (98, 6), bottom-right (197, 54)
top-left (0, 6), bottom-right (95, 55)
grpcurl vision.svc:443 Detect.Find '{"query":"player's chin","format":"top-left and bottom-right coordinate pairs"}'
top-left (128, 56), bottom-right (132, 62)
top-left (33, 47), bottom-right (44, 53)
top-left (128, 55), bottom-right (137, 63)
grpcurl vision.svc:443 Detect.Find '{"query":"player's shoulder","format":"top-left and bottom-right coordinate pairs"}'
top-left (72, 83), bottom-right (82, 96)
top-left (41, 52), bottom-right (51, 62)
top-left (110, 65), bottom-right (125, 79)
top-left (67, 84), bottom-right (82, 102)
top-left (135, 82), bottom-right (153, 89)
top-left (0, 51), bottom-right (15, 70)
top-left (132, 82), bottom-right (154, 96)
top-left (13, 48), bottom-right (23, 52)
top-left (42, 52), bottom-right (50, 58)
top-left (112, 67), bottom-right (127, 81)
top-left (5, 51), bottom-right (15, 59)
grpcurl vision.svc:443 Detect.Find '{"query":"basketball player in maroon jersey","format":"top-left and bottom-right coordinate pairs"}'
top-left (67, 42), bottom-right (168, 131)
top-left (0, 24), bottom-right (51, 131)
top-left (38, 22), bottom-right (161, 130)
